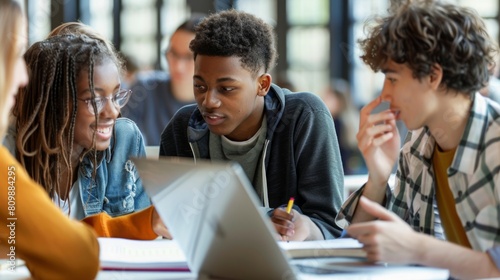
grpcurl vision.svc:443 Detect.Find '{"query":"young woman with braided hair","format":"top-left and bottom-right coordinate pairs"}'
top-left (10, 33), bottom-right (151, 218)
top-left (6, 33), bottom-right (170, 240)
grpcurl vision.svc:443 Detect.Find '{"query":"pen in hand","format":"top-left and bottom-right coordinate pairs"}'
top-left (284, 197), bottom-right (294, 243)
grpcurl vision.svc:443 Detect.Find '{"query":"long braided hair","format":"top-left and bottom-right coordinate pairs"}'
top-left (12, 34), bottom-right (123, 200)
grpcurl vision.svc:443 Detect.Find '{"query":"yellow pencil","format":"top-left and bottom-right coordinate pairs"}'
top-left (284, 197), bottom-right (295, 243)
top-left (286, 197), bottom-right (295, 214)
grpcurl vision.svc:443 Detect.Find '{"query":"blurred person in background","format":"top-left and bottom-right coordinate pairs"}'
top-left (322, 79), bottom-right (366, 175)
top-left (121, 54), bottom-right (140, 89)
top-left (122, 14), bottom-right (205, 145)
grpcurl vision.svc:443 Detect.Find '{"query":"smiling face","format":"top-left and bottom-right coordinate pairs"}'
top-left (380, 60), bottom-right (439, 130)
top-left (193, 55), bottom-right (270, 141)
top-left (74, 59), bottom-right (120, 152)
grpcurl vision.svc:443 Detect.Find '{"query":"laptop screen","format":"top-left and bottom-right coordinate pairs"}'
top-left (133, 157), bottom-right (298, 280)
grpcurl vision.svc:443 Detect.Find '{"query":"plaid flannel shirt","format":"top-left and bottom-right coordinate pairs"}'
top-left (337, 93), bottom-right (500, 265)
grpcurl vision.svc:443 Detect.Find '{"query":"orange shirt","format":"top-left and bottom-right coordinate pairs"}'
top-left (432, 145), bottom-right (471, 248)
top-left (0, 146), bottom-right (99, 280)
top-left (0, 145), bottom-right (159, 279)
top-left (83, 206), bottom-right (158, 239)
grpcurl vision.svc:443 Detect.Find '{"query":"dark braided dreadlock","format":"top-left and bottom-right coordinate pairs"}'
top-left (13, 34), bottom-right (123, 201)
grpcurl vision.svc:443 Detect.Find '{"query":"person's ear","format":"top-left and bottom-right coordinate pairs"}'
top-left (429, 63), bottom-right (443, 90)
top-left (257, 73), bottom-right (272, 96)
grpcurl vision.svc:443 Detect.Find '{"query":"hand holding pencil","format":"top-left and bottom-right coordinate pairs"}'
top-left (270, 197), bottom-right (297, 241)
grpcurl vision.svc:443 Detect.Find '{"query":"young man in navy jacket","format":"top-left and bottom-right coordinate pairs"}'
top-left (160, 9), bottom-right (344, 240)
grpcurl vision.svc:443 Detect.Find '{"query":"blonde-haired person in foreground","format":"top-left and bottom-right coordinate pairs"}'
top-left (0, 0), bottom-right (99, 279)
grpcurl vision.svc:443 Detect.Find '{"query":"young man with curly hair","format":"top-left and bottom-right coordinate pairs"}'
top-left (336, 1), bottom-right (500, 278)
top-left (160, 9), bottom-right (344, 241)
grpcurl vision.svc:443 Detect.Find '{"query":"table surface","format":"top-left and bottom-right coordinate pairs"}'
top-left (0, 260), bottom-right (450, 280)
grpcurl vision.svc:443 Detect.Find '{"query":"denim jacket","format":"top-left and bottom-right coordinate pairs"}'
top-left (5, 117), bottom-right (151, 218)
top-left (78, 118), bottom-right (151, 217)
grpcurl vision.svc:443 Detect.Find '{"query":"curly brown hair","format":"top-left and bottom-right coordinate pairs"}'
top-left (189, 9), bottom-right (277, 76)
top-left (359, 0), bottom-right (498, 95)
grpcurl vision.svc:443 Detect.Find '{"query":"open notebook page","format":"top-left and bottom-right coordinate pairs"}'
top-left (98, 237), bottom-right (189, 271)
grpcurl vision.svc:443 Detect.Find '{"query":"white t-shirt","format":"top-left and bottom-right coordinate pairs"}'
top-left (52, 181), bottom-right (84, 220)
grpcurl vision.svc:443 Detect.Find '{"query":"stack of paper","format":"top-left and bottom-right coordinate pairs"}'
top-left (279, 238), bottom-right (366, 259)
top-left (98, 238), bottom-right (189, 271)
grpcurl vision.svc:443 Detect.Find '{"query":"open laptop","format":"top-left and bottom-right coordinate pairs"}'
top-left (132, 157), bottom-right (298, 280)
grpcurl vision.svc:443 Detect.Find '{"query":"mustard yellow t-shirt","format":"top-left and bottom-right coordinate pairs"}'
top-left (0, 146), bottom-right (99, 280)
top-left (432, 144), bottom-right (471, 248)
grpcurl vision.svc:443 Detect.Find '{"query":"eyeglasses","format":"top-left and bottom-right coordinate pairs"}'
top-left (77, 89), bottom-right (131, 115)
top-left (166, 49), bottom-right (194, 62)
